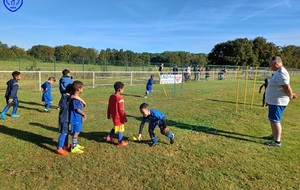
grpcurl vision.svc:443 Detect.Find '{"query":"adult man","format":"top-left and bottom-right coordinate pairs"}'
top-left (264, 56), bottom-right (298, 147)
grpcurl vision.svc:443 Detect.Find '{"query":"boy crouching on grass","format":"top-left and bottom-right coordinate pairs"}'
top-left (138, 103), bottom-right (175, 147)
top-left (106, 81), bottom-right (128, 147)
top-left (56, 83), bottom-right (86, 156)
top-left (69, 81), bottom-right (86, 154)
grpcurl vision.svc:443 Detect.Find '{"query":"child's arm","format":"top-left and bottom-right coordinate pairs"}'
top-left (118, 100), bottom-right (127, 122)
top-left (138, 119), bottom-right (146, 141)
top-left (107, 102), bottom-right (111, 119)
top-left (71, 96), bottom-right (86, 107)
top-left (76, 109), bottom-right (87, 120)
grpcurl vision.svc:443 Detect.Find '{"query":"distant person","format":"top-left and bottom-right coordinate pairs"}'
top-left (144, 74), bottom-right (154, 98)
top-left (187, 65), bottom-right (191, 79)
top-left (106, 81), bottom-right (128, 147)
top-left (193, 64), bottom-right (198, 81)
top-left (57, 69), bottom-right (74, 110)
top-left (56, 84), bottom-right (86, 156)
top-left (159, 63), bottom-right (164, 75)
top-left (41, 76), bottom-right (56, 112)
top-left (1, 71), bottom-right (21, 120)
top-left (69, 81), bottom-right (86, 154)
top-left (205, 66), bottom-right (210, 81)
top-left (259, 78), bottom-right (268, 107)
top-left (138, 103), bottom-right (175, 148)
top-left (263, 56), bottom-right (298, 147)
top-left (173, 65), bottom-right (178, 75)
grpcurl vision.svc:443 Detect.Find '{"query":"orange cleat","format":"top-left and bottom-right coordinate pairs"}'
top-left (63, 144), bottom-right (72, 150)
top-left (106, 135), bottom-right (115, 143)
top-left (56, 148), bottom-right (69, 156)
top-left (118, 141), bottom-right (128, 147)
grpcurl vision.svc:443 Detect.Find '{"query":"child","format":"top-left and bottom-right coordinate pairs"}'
top-left (57, 69), bottom-right (74, 110)
top-left (1, 71), bottom-right (21, 120)
top-left (41, 76), bottom-right (56, 112)
top-left (69, 81), bottom-right (86, 154)
top-left (259, 78), bottom-right (268, 107)
top-left (106, 81), bottom-right (128, 147)
top-left (144, 74), bottom-right (154, 98)
top-left (138, 103), bottom-right (175, 147)
top-left (56, 83), bottom-right (86, 156)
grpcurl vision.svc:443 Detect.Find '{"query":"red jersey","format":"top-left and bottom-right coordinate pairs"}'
top-left (107, 93), bottom-right (127, 126)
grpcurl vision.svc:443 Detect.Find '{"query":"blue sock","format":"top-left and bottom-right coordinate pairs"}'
top-left (165, 132), bottom-right (174, 139)
top-left (2, 105), bottom-right (10, 114)
top-left (58, 133), bottom-right (67, 149)
top-left (12, 105), bottom-right (18, 114)
top-left (64, 135), bottom-right (69, 147)
top-left (45, 102), bottom-right (51, 110)
top-left (118, 132), bottom-right (123, 143)
top-left (150, 136), bottom-right (158, 143)
top-left (72, 137), bottom-right (78, 148)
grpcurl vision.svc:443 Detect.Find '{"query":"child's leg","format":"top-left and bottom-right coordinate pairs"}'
top-left (58, 123), bottom-right (69, 149)
top-left (11, 98), bottom-right (19, 115)
top-left (58, 133), bottom-right (67, 149)
top-left (118, 132), bottom-right (124, 143)
top-left (148, 124), bottom-right (157, 143)
top-left (45, 101), bottom-right (52, 110)
top-left (108, 128), bottom-right (115, 138)
top-left (72, 132), bottom-right (80, 148)
top-left (159, 119), bottom-right (174, 142)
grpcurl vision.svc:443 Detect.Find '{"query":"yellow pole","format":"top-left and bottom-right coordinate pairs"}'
top-left (155, 65), bottom-right (168, 97)
top-left (236, 66), bottom-right (240, 113)
top-left (251, 66), bottom-right (258, 109)
top-left (243, 66), bottom-right (249, 111)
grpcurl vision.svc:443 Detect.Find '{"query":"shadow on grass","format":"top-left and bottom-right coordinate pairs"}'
top-left (127, 114), bottom-right (261, 144)
top-left (19, 100), bottom-right (44, 106)
top-left (0, 124), bottom-right (56, 152)
top-left (122, 93), bottom-right (144, 98)
top-left (18, 105), bottom-right (45, 113)
top-left (207, 98), bottom-right (261, 107)
top-left (29, 122), bottom-right (109, 143)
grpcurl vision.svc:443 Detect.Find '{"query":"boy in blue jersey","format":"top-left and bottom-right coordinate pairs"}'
top-left (1, 71), bottom-right (21, 120)
top-left (56, 83), bottom-right (86, 156)
top-left (41, 76), bottom-right (56, 112)
top-left (138, 103), bottom-right (175, 147)
top-left (69, 80), bottom-right (86, 154)
top-left (144, 74), bottom-right (154, 98)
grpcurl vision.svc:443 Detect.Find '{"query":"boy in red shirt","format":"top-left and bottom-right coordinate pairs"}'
top-left (106, 81), bottom-right (128, 146)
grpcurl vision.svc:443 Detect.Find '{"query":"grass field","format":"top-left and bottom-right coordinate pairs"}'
top-left (0, 77), bottom-right (300, 189)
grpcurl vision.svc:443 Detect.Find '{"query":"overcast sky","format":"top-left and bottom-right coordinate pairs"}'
top-left (1, 0), bottom-right (299, 53)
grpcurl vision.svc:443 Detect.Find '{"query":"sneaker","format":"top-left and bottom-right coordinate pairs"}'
top-left (76, 144), bottom-right (85, 150)
top-left (1, 113), bottom-right (6, 120)
top-left (264, 141), bottom-right (281, 147)
top-left (170, 134), bottom-right (175, 144)
top-left (11, 114), bottom-right (20, 118)
top-left (71, 146), bottom-right (84, 154)
top-left (106, 135), bottom-right (115, 143)
top-left (150, 142), bottom-right (157, 148)
top-left (118, 141), bottom-right (128, 147)
top-left (44, 109), bottom-right (50, 113)
top-left (262, 135), bottom-right (274, 140)
top-left (144, 96), bottom-right (147, 98)
top-left (63, 144), bottom-right (72, 150)
top-left (56, 148), bottom-right (69, 156)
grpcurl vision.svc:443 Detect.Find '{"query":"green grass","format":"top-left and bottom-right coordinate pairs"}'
top-left (0, 77), bottom-right (300, 189)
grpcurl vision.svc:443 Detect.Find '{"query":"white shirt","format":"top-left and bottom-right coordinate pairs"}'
top-left (265, 67), bottom-right (290, 106)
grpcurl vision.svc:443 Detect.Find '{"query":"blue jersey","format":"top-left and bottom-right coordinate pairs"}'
top-left (69, 97), bottom-right (82, 125)
top-left (146, 78), bottom-right (154, 91)
top-left (142, 109), bottom-right (165, 124)
top-left (59, 76), bottom-right (74, 94)
top-left (5, 79), bottom-right (19, 99)
top-left (41, 81), bottom-right (52, 93)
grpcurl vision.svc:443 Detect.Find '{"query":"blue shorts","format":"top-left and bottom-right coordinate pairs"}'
top-left (268, 105), bottom-right (286, 123)
top-left (71, 122), bottom-right (82, 133)
top-left (42, 93), bottom-right (52, 102)
top-left (58, 122), bottom-right (69, 134)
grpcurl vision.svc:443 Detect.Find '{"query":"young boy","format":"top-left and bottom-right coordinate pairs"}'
top-left (144, 74), bottom-right (154, 98)
top-left (107, 81), bottom-right (128, 147)
top-left (41, 76), bottom-right (56, 112)
top-left (57, 69), bottom-right (74, 110)
top-left (1, 71), bottom-right (21, 120)
top-left (138, 103), bottom-right (175, 147)
top-left (56, 83), bottom-right (86, 156)
top-left (69, 81), bottom-right (86, 154)
top-left (259, 78), bottom-right (268, 107)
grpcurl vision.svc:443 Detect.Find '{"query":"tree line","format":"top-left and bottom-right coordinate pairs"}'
top-left (1, 37), bottom-right (299, 68)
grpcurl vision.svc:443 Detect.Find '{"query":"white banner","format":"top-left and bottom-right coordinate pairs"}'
top-left (159, 74), bottom-right (182, 84)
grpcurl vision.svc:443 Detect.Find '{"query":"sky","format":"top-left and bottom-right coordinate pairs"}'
top-left (0, 0), bottom-right (299, 54)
